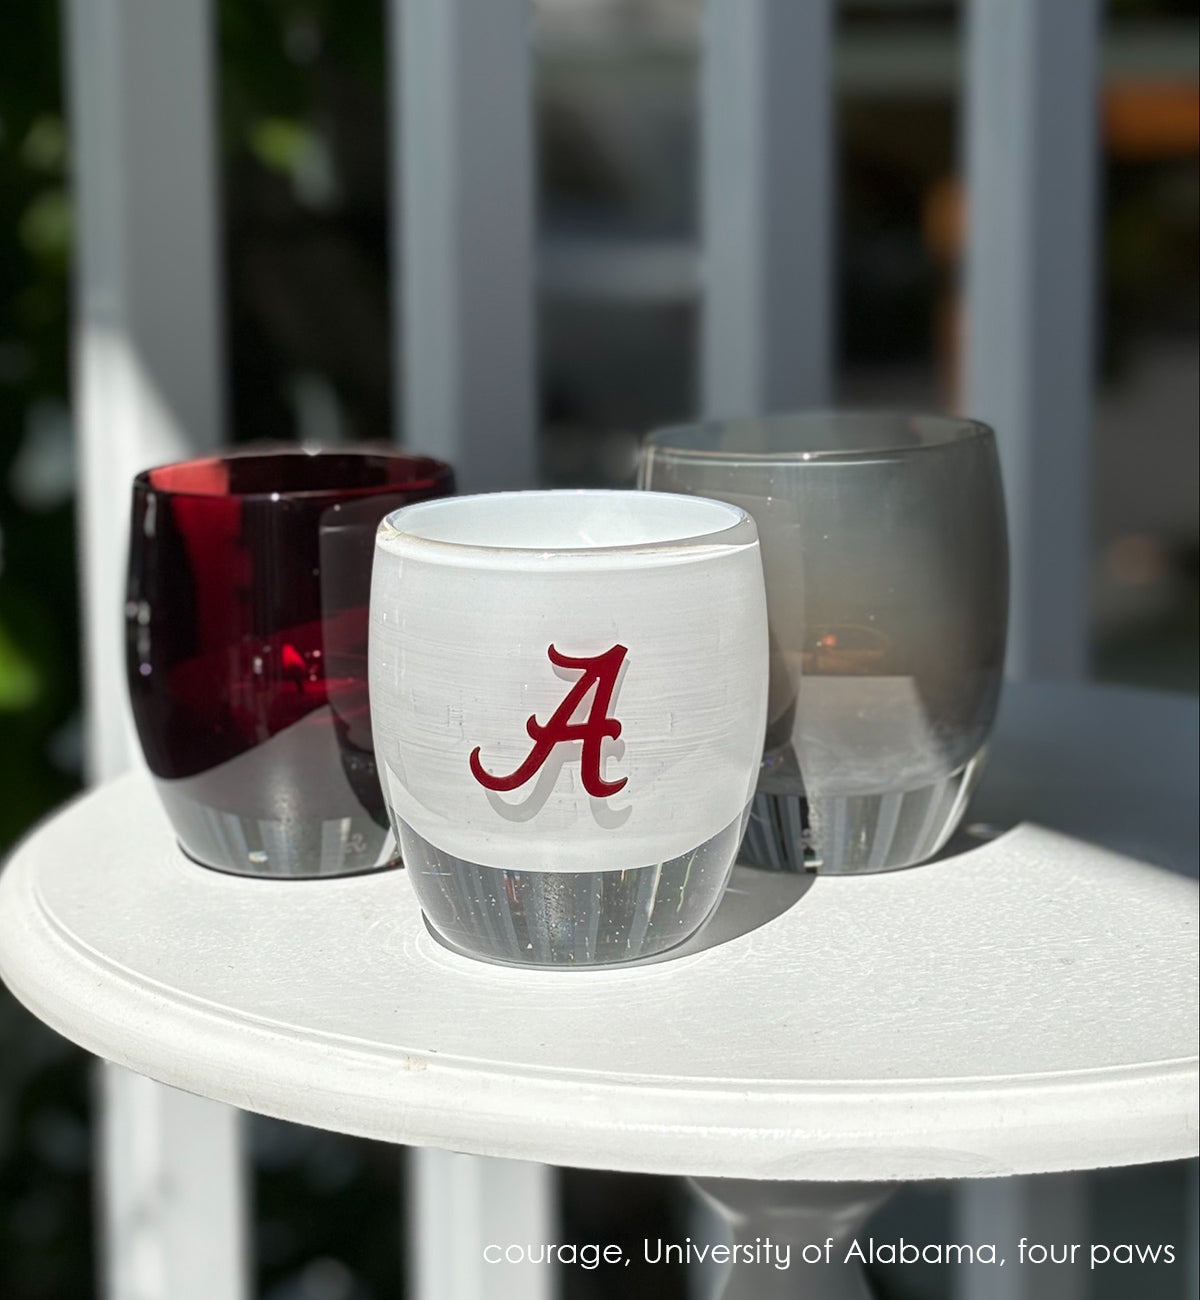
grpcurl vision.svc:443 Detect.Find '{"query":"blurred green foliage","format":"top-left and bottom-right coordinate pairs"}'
top-left (1, 9), bottom-right (92, 1296)
top-left (0, 0), bottom-right (78, 855)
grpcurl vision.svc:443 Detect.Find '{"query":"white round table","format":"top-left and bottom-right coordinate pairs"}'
top-left (1, 683), bottom-right (1196, 1299)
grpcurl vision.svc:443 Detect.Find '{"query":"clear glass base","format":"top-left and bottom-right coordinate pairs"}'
top-left (396, 815), bottom-right (744, 967)
top-left (741, 759), bottom-right (980, 875)
top-left (157, 783), bottom-right (398, 878)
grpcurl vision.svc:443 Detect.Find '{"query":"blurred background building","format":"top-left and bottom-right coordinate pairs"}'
top-left (0, 1), bottom-right (1196, 1297)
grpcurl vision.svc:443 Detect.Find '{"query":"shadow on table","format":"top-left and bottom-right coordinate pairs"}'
top-left (662, 862), bottom-right (816, 960)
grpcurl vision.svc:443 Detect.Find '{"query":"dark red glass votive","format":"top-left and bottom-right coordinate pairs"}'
top-left (126, 448), bottom-right (455, 876)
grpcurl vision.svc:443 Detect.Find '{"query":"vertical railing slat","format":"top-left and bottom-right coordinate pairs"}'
top-left (694, 5), bottom-right (833, 1294)
top-left (700, 0), bottom-right (834, 418)
top-left (407, 1150), bottom-right (556, 1300)
top-left (392, 0), bottom-right (537, 492)
top-left (389, 3), bottom-right (551, 1295)
top-left (955, 1173), bottom-right (1089, 1300)
top-left (957, 3), bottom-right (1100, 1299)
top-left (69, 0), bottom-right (226, 783)
top-left (96, 1069), bottom-right (248, 1300)
top-left (64, 3), bottom-right (248, 1298)
top-left (963, 0), bottom-right (1100, 681)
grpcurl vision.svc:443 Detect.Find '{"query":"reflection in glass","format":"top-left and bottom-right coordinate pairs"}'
top-left (126, 448), bottom-right (454, 877)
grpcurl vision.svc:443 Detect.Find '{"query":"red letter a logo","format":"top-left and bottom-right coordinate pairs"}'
top-left (469, 644), bottom-right (628, 798)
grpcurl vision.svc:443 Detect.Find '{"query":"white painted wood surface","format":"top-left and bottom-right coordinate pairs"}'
top-left (962, 681), bottom-right (1198, 1300)
top-left (62, 3), bottom-right (246, 1299)
top-left (1, 766), bottom-right (1194, 1181)
top-left (700, 0), bottom-right (834, 417)
top-left (391, 0), bottom-right (537, 493)
top-left (963, 0), bottom-right (1100, 681)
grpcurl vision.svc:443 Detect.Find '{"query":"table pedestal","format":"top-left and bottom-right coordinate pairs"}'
top-left (691, 1178), bottom-right (895, 1300)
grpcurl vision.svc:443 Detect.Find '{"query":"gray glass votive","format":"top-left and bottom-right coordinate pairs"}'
top-left (640, 411), bottom-right (1009, 874)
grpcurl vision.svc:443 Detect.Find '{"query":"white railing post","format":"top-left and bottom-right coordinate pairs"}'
top-left (96, 1069), bottom-right (248, 1300)
top-left (700, 0), bottom-right (834, 418)
top-left (392, 0), bottom-right (537, 492)
top-left (955, 1173), bottom-right (1088, 1300)
top-left (963, 0), bottom-right (1100, 681)
top-left (694, 4), bottom-right (833, 1295)
top-left (64, 2), bottom-right (248, 1297)
top-left (407, 1150), bottom-right (556, 1300)
top-left (389, 2), bottom-right (551, 1295)
top-left (957, 3), bottom-right (1101, 1299)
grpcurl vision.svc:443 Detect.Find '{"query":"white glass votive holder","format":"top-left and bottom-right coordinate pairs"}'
top-left (369, 490), bottom-right (769, 967)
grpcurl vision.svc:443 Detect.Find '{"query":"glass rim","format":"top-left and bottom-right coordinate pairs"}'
top-left (132, 444), bottom-right (455, 501)
top-left (642, 409), bottom-right (995, 463)
top-left (376, 488), bottom-right (756, 561)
